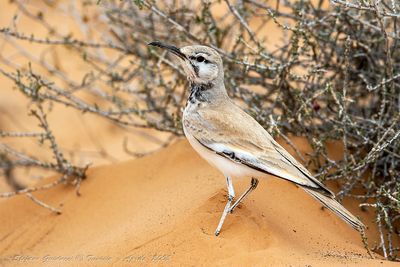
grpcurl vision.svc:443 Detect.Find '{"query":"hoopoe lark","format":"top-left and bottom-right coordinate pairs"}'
top-left (149, 41), bottom-right (365, 236)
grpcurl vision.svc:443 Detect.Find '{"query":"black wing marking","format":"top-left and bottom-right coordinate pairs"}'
top-left (195, 137), bottom-right (333, 196)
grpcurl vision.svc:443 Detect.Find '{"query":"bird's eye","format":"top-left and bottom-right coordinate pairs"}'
top-left (196, 56), bottom-right (205, 62)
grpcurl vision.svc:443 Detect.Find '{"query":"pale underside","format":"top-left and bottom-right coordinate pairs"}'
top-left (182, 98), bottom-right (366, 231)
top-left (183, 98), bottom-right (334, 197)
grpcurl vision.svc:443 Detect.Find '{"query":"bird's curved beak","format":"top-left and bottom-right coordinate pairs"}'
top-left (148, 41), bottom-right (187, 61)
top-left (148, 41), bottom-right (197, 81)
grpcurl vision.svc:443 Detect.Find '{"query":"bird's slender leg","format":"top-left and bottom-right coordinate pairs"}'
top-left (215, 176), bottom-right (235, 236)
top-left (228, 177), bottom-right (259, 213)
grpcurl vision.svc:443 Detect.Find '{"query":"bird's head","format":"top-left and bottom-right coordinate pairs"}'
top-left (148, 41), bottom-right (224, 85)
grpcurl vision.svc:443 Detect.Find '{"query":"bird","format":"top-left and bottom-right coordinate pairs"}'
top-left (148, 41), bottom-right (365, 236)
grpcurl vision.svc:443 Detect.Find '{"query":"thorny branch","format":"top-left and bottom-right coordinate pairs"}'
top-left (0, 103), bottom-right (88, 213)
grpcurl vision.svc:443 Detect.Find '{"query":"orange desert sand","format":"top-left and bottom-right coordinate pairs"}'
top-left (0, 140), bottom-right (397, 267)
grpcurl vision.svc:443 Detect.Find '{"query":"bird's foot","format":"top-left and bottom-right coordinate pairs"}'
top-left (214, 194), bottom-right (234, 236)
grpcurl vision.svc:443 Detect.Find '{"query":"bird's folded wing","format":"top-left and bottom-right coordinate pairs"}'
top-left (185, 107), bottom-right (334, 197)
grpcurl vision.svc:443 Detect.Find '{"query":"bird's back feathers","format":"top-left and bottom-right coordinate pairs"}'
top-left (183, 98), bottom-right (364, 231)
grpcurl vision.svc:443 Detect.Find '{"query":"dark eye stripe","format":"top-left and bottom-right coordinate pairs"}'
top-left (197, 56), bottom-right (205, 62)
top-left (189, 55), bottom-right (209, 63)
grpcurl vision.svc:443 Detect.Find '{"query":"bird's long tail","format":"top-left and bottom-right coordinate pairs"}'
top-left (303, 187), bottom-right (365, 231)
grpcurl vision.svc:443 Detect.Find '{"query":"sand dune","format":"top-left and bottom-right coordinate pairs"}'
top-left (0, 140), bottom-right (395, 266)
